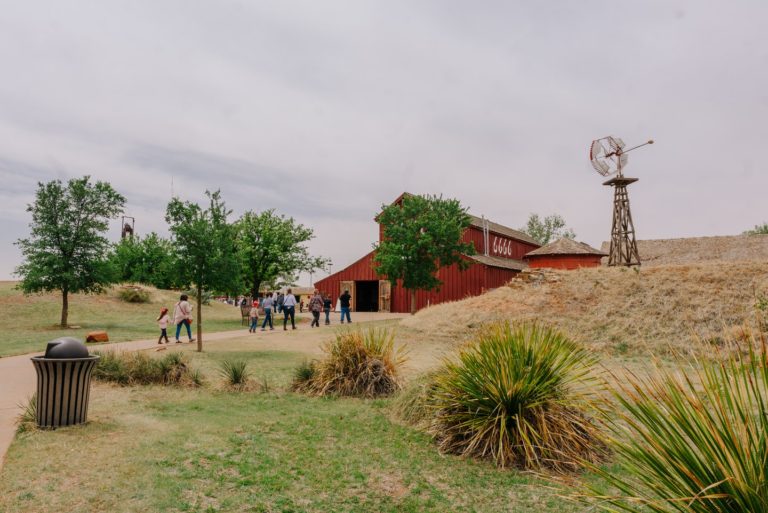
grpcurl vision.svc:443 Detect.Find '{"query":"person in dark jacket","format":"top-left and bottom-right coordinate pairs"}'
top-left (339, 289), bottom-right (352, 324)
top-left (276, 292), bottom-right (285, 314)
top-left (322, 294), bottom-right (332, 325)
top-left (308, 290), bottom-right (323, 328)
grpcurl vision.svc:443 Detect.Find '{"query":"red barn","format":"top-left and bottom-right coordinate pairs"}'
top-left (524, 238), bottom-right (606, 270)
top-left (314, 193), bottom-right (540, 313)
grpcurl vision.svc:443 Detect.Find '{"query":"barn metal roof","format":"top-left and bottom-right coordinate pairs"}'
top-left (525, 238), bottom-right (607, 257)
top-left (468, 215), bottom-right (539, 246)
top-left (468, 254), bottom-right (528, 271)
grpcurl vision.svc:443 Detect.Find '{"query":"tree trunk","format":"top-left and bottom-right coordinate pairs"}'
top-left (61, 287), bottom-right (69, 327)
top-left (410, 289), bottom-right (417, 315)
top-left (196, 286), bottom-right (203, 352)
top-left (251, 279), bottom-right (262, 300)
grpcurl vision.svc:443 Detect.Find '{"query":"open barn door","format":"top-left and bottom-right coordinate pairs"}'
top-left (340, 281), bottom-right (355, 312)
top-left (378, 280), bottom-right (391, 312)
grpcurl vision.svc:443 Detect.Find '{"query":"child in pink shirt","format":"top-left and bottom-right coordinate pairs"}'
top-left (157, 307), bottom-right (170, 344)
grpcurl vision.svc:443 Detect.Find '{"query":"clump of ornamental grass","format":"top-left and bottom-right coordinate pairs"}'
top-left (15, 394), bottom-right (38, 433)
top-left (219, 359), bottom-right (250, 389)
top-left (426, 321), bottom-right (604, 471)
top-left (93, 350), bottom-right (200, 386)
top-left (574, 328), bottom-right (768, 512)
top-left (291, 359), bottom-right (317, 393)
top-left (294, 328), bottom-right (407, 398)
top-left (391, 370), bottom-right (441, 429)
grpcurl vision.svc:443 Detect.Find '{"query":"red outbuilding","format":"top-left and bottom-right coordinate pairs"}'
top-left (314, 193), bottom-right (540, 313)
top-left (523, 238), bottom-right (606, 270)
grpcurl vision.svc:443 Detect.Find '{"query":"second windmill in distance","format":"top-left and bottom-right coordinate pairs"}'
top-left (589, 136), bottom-right (653, 267)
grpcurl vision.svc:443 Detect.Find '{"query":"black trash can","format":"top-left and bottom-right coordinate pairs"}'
top-left (31, 337), bottom-right (100, 428)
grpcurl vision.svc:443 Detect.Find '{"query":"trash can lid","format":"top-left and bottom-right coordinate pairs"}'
top-left (44, 337), bottom-right (90, 359)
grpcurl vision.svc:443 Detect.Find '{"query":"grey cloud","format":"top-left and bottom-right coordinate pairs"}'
top-left (1, 0), bottom-right (767, 280)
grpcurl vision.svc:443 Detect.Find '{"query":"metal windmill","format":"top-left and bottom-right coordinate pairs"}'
top-left (589, 136), bottom-right (653, 266)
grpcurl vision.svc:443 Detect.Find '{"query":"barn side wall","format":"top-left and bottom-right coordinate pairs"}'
top-left (526, 254), bottom-right (603, 270)
top-left (314, 252), bottom-right (519, 313)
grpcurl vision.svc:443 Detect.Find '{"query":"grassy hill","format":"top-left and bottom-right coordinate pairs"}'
top-left (0, 282), bottom-right (245, 356)
top-left (401, 260), bottom-right (768, 356)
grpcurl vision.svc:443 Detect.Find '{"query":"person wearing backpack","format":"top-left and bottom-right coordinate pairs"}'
top-left (308, 289), bottom-right (323, 328)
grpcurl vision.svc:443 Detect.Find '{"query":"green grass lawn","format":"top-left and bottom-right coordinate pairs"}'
top-left (0, 348), bottom-right (593, 513)
top-left (0, 282), bottom-right (283, 356)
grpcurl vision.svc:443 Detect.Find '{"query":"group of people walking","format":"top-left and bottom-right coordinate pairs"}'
top-left (252, 289), bottom-right (349, 331)
top-left (156, 294), bottom-right (196, 344)
top-left (157, 289), bottom-right (354, 344)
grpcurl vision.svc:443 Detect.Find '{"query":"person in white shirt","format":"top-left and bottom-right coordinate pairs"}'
top-left (282, 289), bottom-right (297, 330)
top-left (173, 294), bottom-right (196, 343)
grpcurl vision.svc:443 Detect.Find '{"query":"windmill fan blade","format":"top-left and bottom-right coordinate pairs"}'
top-left (591, 159), bottom-right (611, 176)
top-left (589, 140), bottom-right (603, 160)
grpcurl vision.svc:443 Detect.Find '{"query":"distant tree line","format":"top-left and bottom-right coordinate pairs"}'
top-left (15, 176), bottom-right (328, 350)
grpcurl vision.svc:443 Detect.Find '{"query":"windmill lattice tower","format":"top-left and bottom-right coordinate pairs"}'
top-left (589, 137), bottom-right (653, 267)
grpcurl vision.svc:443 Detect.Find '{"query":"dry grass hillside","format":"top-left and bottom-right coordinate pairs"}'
top-left (600, 234), bottom-right (768, 267)
top-left (402, 261), bottom-right (768, 355)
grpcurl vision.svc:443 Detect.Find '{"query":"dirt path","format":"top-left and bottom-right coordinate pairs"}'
top-left (0, 312), bottom-right (409, 469)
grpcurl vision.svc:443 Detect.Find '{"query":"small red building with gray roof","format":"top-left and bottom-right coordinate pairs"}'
top-left (524, 238), bottom-right (607, 270)
top-left (314, 193), bottom-right (540, 313)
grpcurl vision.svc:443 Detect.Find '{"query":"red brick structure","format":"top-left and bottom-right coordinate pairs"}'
top-left (524, 238), bottom-right (606, 270)
top-left (314, 193), bottom-right (539, 313)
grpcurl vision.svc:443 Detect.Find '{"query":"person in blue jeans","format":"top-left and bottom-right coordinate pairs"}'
top-left (261, 293), bottom-right (274, 331)
top-left (339, 289), bottom-right (352, 324)
top-left (282, 289), bottom-right (297, 330)
top-left (173, 294), bottom-right (195, 343)
top-left (323, 294), bottom-right (332, 325)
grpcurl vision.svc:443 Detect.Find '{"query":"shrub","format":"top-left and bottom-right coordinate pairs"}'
top-left (219, 359), bottom-right (250, 387)
top-left (426, 321), bottom-right (603, 471)
top-left (291, 359), bottom-right (317, 392)
top-left (117, 285), bottom-right (151, 303)
top-left (93, 350), bottom-right (199, 386)
top-left (391, 371), bottom-right (440, 429)
top-left (576, 332), bottom-right (768, 512)
top-left (16, 394), bottom-right (37, 433)
top-left (299, 328), bottom-right (407, 398)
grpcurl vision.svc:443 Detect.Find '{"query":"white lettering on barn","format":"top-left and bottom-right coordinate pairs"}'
top-left (491, 236), bottom-right (516, 258)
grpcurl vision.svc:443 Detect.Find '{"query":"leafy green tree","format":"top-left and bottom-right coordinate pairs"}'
top-left (234, 210), bottom-right (329, 298)
top-left (111, 233), bottom-right (178, 289)
top-left (374, 194), bottom-right (475, 315)
top-left (744, 223), bottom-right (768, 235)
top-left (15, 176), bottom-right (125, 327)
top-left (520, 213), bottom-right (576, 245)
top-left (166, 190), bottom-right (241, 352)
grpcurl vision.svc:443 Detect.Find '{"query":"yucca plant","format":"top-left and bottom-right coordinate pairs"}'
top-left (304, 328), bottom-right (407, 397)
top-left (428, 321), bottom-right (603, 471)
top-left (219, 359), bottom-right (250, 387)
top-left (577, 332), bottom-right (768, 512)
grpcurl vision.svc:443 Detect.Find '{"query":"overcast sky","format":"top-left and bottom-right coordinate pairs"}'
top-left (1, 1), bottom-right (767, 283)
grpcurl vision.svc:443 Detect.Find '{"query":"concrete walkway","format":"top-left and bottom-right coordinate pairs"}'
top-left (0, 312), bottom-right (407, 469)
